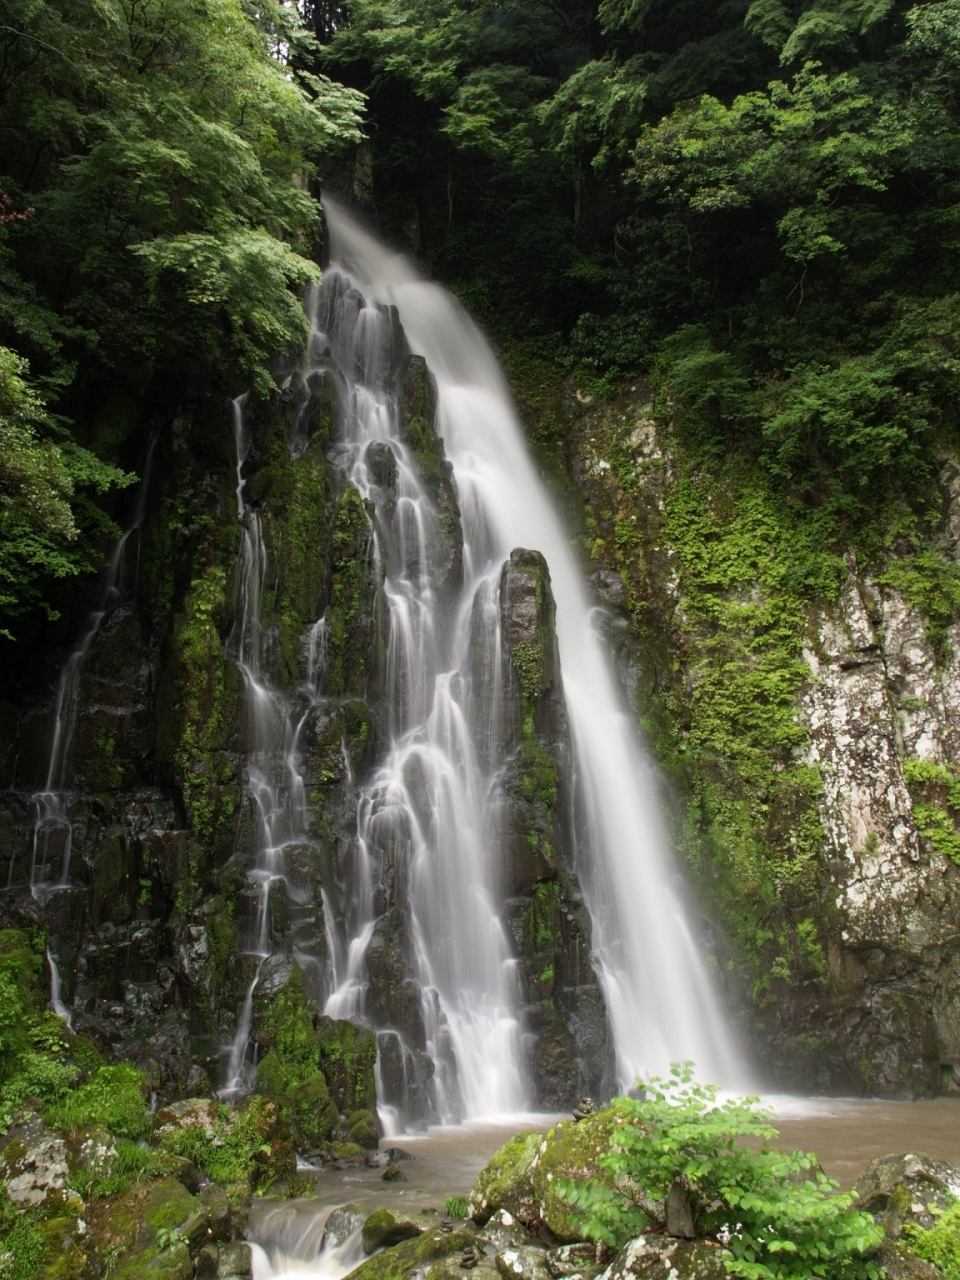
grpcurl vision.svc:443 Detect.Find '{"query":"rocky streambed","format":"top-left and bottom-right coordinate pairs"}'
top-left (4, 1091), bottom-right (960, 1279)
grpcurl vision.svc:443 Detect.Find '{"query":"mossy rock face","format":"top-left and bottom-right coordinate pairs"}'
top-left (346, 1225), bottom-right (476, 1280)
top-left (469, 1130), bottom-right (542, 1228)
top-left (90, 1176), bottom-right (206, 1279)
top-left (531, 1113), bottom-right (629, 1242)
top-left (316, 1015), bottom-right (378, 1120)
top-left (325, 485), bottom-right (384, 699)
top-left (361, 1207), bottom-right (428, 1253)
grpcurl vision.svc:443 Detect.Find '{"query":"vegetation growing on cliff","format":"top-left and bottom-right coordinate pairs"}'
top-left (0, 0), bottom-right (363, 641)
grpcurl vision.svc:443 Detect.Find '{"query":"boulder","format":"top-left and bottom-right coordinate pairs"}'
top-left (324, 1202), bottom-right (369, 1250)
top-left (344, 1225), bottom-right (476, 1280)
top-left (531, 1113), bottom-right (635, 1242)
top-left (598, 1235), bottom-right (727, 1280)
top-left (877, 1241), bottom-right (946, 1280)
top-left (95, 1176), bottom-right (209, 1280)
top-left (546, 1243), bottom-right (607, 1280)
top-left (362, 1207), bottom-right (429, 1253)
top-left (1, 1134), bottom-right (71, 1207)
top-left (470, 1130), bottom-right (542, 1228)
top-left (477, 1208), bottom-right (540, 1254)
top-left (496, 1248), bottom-right (553, 1280)
top-left (217, 1241), bottom-right (253, 1279)
top-left (855, 1152), bottom-right (960, 1236)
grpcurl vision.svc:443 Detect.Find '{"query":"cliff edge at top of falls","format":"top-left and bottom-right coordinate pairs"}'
top-left (531, 371), bottom-right (960, 1098)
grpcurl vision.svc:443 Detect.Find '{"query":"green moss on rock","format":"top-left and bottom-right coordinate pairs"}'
top-left (469, 1130), bottom-right (542, 1228)
top-left (347, 1226), bottom-right (476, 1280)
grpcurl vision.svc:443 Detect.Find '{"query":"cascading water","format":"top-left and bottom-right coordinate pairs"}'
top-left (224, 198), bottom-right (743, 1121)
top-left (308, 276), bottom-right (528, 1121)
top-left (220, 396), bottom-right (332, 1095)
top-left (313, 197), bottom-right (744, 1098)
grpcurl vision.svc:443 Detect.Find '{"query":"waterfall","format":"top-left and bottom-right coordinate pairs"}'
top-left (219, 397), bottom-right (329, 1095)
top-left (316, 197), bottom-right (744, 1096)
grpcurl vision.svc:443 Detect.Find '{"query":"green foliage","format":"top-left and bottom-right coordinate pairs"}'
top-left (878, 551), bottom-right (960, 657)
top-left (0, 347), bottom-right (133, 632)
top-left (45, 1064), bottom-right (150, 1140)
top-left (443, 1195), bottom-right (471, 1219)
top-left (0, 1214), bottom-right (48, 1280)
top-left (0, 930), bottom-right (80, 1128)
top-left (0, 0), bottom-right (363, 634)
top-left (903, 758), bottom-right (960, 864)
top-left (905, 1200), bottom-right (960, 1280)
top-left (154, 1097), bottom-right (277, 1185)
top-left (71, 1138), bottom-right (173, 1201)
top-left (557, 1065), bottom-right (883, 1280)
top-left (155, 1225), bottom-right (187, 1252)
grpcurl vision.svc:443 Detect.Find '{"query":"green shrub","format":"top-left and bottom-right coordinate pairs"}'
top-left (45, 1064), bottom-right (150, 1140)
top-left (155, 1097), bottom-right (276, 1185)
top-left (443, 1195), bottom-right (471, 1219)
top-left (71, 1138), bottom-right (174, 1200)
top-left (905, 1201), bottom-right (960, 1279)
top-left (557, 1064), bottom-right (883, 1280)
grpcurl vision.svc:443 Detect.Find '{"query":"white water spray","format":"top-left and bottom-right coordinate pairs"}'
top-left (320, 197), bottom-right (744, 1092)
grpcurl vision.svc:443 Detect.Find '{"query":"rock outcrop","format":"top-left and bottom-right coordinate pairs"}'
top-left (560, 380), bottom-right (960, 1095)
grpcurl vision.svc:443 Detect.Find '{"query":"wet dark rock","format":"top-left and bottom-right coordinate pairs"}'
top-left (497, 550), bottom-right (611, 1107)
top-left (367, 440), bottom-right (398, 494)
top-left (323, 1202), bottom-right (368, 1250)
top-left (382, 1161), bottom-right (406, 1181)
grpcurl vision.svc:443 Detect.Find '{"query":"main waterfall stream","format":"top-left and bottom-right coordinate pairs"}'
top-left (223, 196), bottom-right (742, 1120)
top-left (317, 199), bottom-right (740, 1097)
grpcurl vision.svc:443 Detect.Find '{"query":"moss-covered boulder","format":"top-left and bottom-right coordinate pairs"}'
top-left (91, 1175), bottom-right (207, 1280)
top-left (361, 1208), bottom-right (443, 1252)
top-left (469, 1130), bottom-right (542, 1228)
top-left (530, 1113), bottom-right (630, 1242)
top-left (345, 1225), bottom-right (476, 1280)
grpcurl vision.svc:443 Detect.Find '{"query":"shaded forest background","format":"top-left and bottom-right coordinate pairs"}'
top-left (6, 0), bottom-right (960, 655)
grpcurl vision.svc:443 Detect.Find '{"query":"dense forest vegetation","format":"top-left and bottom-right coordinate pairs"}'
top-left (5, 0), bottom-right (960, 638)
top-left (1, 0), bottom-right (959, 629)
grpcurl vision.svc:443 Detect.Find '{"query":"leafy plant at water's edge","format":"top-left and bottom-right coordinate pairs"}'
top-left (557, 1064), bottom-right (883, 1280)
